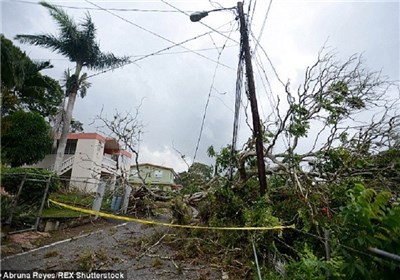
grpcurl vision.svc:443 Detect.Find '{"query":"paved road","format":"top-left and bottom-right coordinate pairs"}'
top-left (1, 221), bottom-right (219, 279)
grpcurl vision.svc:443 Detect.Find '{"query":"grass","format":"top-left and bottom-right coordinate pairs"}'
top-left (42, 191), bottom-right (94, 218)
top-left (41, 206), bottom-right (86, 218)
top-left (49, 192), bottom-right (94, 207)
top-left (43, 189), bottom-right (116, 218)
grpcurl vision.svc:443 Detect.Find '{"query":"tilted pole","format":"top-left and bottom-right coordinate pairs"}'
top-left (237, 1), bottom-right (267, 196)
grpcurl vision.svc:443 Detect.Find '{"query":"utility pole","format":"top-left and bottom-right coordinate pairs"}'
top-left (237, 1), bottom-right (267, 196)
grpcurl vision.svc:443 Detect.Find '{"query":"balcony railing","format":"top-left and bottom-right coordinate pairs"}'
top-left (46, 156), bottom-right (75, 174)
top-left (102, 156), bottom-right (117, 170)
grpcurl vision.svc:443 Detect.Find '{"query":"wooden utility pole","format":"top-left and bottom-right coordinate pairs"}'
top-left (237, 1), bottom-right (267, 196)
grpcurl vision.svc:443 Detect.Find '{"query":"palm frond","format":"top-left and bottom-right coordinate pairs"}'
top-left (86, 52), bottom-right (131, 71)
top-left (39, 1), bottom-right (79, 43)
top-left (17, 2), bottom-right (130, 75)
top-left (81, 13), bottom-right (97, 43)
top-left (78, 73), bottom-right (91, 98)
top-left (34, 60), bottom-right (53, 71)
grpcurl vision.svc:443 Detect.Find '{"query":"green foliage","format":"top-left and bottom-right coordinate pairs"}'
top-left (0, 196), bottom-right (36, 228)
top-left (188, 162), bottom-right (213, 180)
top-left (289, 104), bottom-right (310, 137)
top-left (1, 34), bottom-right (63, 117)
top-left (1, 167), bottom-right (60, 205)
top-left (15, 3), bottom-right (129, 72)
top-left (1, 110), bottom-right (53, 167)
top-left (316, 147), bottom-right (351, 173)
top-left (335, 183), bottom-right (400, 279)
top-left (49, 190), bottom-right (94, 208)
top-left (280, 245), bottom-right (344, 280)
top-left (243, 199), bottom-right (279, 228)
top-left (371, 148), bottom-right (400, 191)
top-left (207, 145), bottom-right (238, 175)
top-left (70, 118), bottom-right (84, 133)
top-left (176, 162), bottom-right (212, 193)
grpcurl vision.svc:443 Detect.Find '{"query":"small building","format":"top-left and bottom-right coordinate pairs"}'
top-left (129, 163), bottom-right (180, 191)
top-left (32, 132), bottom-right (131, 192)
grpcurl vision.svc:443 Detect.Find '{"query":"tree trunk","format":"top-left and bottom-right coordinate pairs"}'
top-left (53, 63), bottom-right (82, 174)
top-left (51, 97), bottom-right (66, 152)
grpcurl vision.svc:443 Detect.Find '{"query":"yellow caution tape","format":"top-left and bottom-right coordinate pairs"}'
top-left (49, 199), bottom-right (295, 231)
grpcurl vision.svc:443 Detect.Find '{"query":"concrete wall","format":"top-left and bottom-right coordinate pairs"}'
top-left (70, 138), bottom-right (104, 192)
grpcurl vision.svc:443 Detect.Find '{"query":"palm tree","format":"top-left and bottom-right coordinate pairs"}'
top-left (15, 2), bottom-right (129, 174)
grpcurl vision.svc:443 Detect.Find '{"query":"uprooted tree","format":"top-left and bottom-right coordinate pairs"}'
top-left (187, 51), bottom-right (400, 279)
top-left (238, 50), bottom-right (399, 197)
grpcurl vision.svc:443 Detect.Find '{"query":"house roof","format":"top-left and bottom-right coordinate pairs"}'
top-left (131, 163), bottom-right (178, 176)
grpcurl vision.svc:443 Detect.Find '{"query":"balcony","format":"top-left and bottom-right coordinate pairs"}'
top-left (102, 155), bottom-right (117, 171)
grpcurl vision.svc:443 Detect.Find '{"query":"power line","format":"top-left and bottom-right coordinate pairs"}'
top-left (193, 22), bottom-right (236, 162)
top-left (161, 0), bottom-right (239, 45)
top-left (85, 0), bottom-right (235, 71)
top-left (232, 48), bottom-right (245, 154)
top-left (254, 53), bottom-right (276, 120)
top-left (12, 0), bottom-right (194, 13)
top-left (253, 48), bottom-right (277, 113)
top-left (247, 0), bottom-right (258, 35)
top-left (148, 44), bottom-right (238, 56)
top-left (251, 32), bottom-right (286, 87)
top-left (87, 21), bottom-right (236, 79)
top-left (253, 52), bottom-right (290, 151)
top-left (32, 44), bottom-right (238, 70)
top-left (253, 0), bottom-right (273, 53)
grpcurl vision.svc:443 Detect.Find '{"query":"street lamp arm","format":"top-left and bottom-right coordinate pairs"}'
top-left (189, 6), bottom-right (236, 22)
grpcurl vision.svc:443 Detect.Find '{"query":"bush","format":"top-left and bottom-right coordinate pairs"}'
top-left (1, 167), bottom-right (60, 205)
top-left (334, 183), bottom-right (400, 279)
top-left (1, 196), bottom-right (36, 228)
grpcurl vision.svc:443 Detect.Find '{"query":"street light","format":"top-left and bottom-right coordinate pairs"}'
top-left (189, 7), bottom-right (236, 22)
top-left (189, 11), bottom-right (209, 22)
top-left (189, 2), bottom-right (268, 196)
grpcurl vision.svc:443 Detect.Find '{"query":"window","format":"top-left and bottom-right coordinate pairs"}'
top-left (154, 170), bottom-right (163, 178)
top-left (65, 140), bottom-right (77, 154)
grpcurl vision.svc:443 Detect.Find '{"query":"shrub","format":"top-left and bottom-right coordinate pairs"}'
top-left (1, 196), bottom-right (36, 228)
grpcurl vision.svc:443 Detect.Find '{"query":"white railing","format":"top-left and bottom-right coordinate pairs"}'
top-left (102, 156), bottom-right (117, 170)
top-left (46, 156), bottom-right (75, 174)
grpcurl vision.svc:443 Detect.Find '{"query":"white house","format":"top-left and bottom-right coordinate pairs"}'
top-left (32, 132), bottom-right (132, 192)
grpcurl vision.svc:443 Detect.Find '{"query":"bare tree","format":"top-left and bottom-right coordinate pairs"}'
top-left (94, 106), bottom-right (170, 202)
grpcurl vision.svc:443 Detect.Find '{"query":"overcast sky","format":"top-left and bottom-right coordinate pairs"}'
top-left (2, 0), bottom-right (399, 172)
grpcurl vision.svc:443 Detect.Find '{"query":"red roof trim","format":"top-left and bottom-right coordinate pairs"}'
top-left (55, 132), bottom-right (132, 158)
